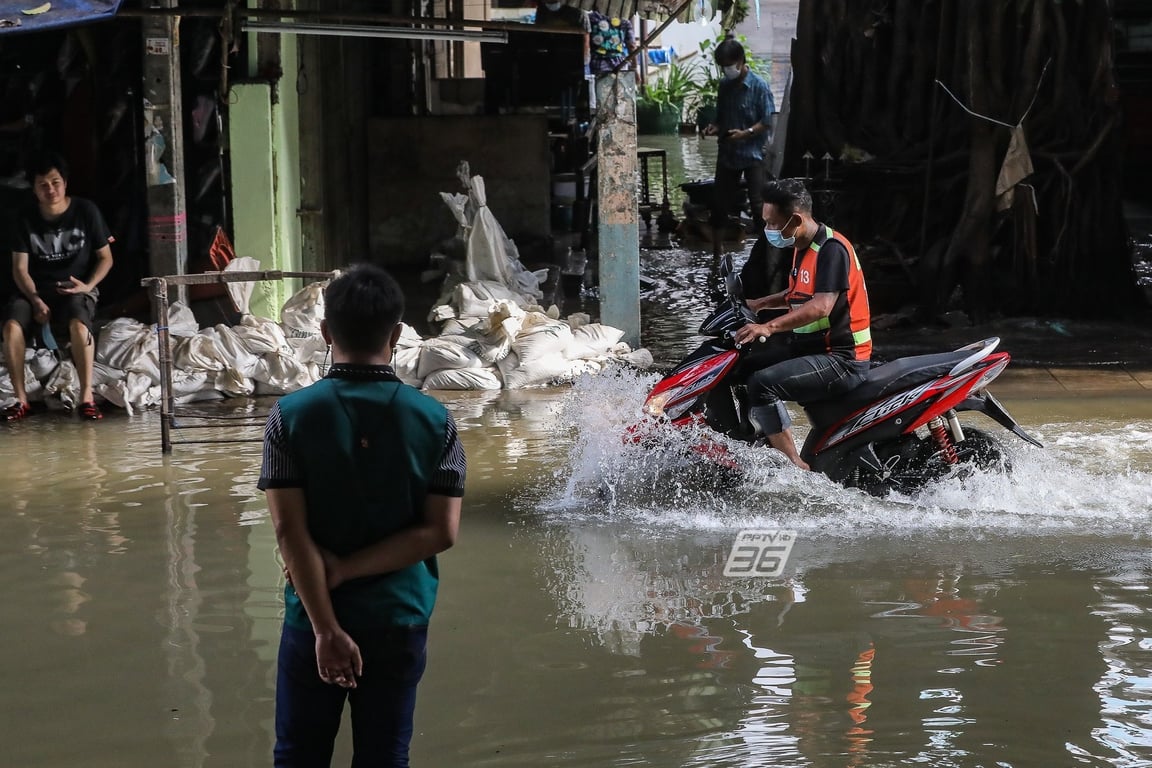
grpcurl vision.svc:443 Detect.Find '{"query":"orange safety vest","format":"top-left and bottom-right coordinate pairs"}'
top-left (784, 225), bottom-right (872, 361)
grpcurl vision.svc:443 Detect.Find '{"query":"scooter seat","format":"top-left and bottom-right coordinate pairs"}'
top-left (846, 350), bottom-right (972, 403)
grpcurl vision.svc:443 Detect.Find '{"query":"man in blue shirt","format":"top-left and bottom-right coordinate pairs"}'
top-left (704, 38), bottom-right (774, 232)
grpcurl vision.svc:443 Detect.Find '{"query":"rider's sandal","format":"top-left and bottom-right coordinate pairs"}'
top-left (4, 401), bottom-right (31, 421)
top-left (79, 401), bottom-right (103, 421)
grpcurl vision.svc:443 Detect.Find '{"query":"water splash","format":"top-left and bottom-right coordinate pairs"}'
top-left (545, 371), bottom-right (1152, 539)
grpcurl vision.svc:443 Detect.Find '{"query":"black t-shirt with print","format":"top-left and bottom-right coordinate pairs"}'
top-left (13, 197), bottom-right (112, 293)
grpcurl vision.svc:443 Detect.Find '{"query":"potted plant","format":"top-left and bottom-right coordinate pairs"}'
top-left (636, 59), bottom-right (695, 135)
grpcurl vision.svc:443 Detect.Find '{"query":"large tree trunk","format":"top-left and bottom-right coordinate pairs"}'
top-left (784, 0), bottom-right (1133, 320)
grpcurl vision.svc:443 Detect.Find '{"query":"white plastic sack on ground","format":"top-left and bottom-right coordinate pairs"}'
top-left (422, 367), bottom-right (502, 391)
top-left (124, 337), bottom-right (161, 383)
top-left (253, 353), bottom-right (315, 395)
top-left (417, 336), bottom-right (484, 379)
top-left (172, 369), bottom-right (225, 405)
top-left (168, 301), bottom-right (199, 338)
top-left (281, 281), bottom-right (327, 338)
top-left (567, 312), bottom-right (591, 330)
top-left (565, 324), bottom-right (627, 361)
top-left (225, 257), bottom-right (262, 314)
top-left (392, 346), bottom-right (423, 387)
top-left (439, 318), bottom-right (472, 336)
top-left (512, 313), bottom-right (573, 366)
top-left (289, 335), bottom-right (329, 368)
top-left (44, 360), bottom-right (79, 409)
top-left (173, 333), bottom-right (226, 372)
top-left (173, 368), bottom-right (210, 396)
top-left (213, 324), bottom-right (262, 378)
top-left (619, 348), bottom-right (655, 369)
top-left (28, 348), bottom-right (59, 381)
top-left (92, 361), bottom-right (124, 386)
top-left (429, 303), bottom-right (456, 322)
top-left (96, 317), bottom-right (150, 371)
top-left (97, 372), bottom-right (160, 415)
top-left (464, 176), bottom-right (513, 287)
top-left (463, 174), bottom-right (545, 300)
top-left (478, 300), bottom-right (525, 363)
top-left (452, 280), bottom-right (533, 319)
top-left (498, 350), bottom-right (589, 389)
top-left (234, 315), bottom-right (292, 356)
top-left (397, 323), bottom-right (423, 349)
top-left (215, 368), bottom-right (255, 397)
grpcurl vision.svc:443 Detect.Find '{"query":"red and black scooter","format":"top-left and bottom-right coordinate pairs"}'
top-left (626, 254), bottom-right (1043, 495)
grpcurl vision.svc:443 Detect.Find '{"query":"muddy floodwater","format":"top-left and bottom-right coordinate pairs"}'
top-left (4, 247), bottom-right (1152, 765)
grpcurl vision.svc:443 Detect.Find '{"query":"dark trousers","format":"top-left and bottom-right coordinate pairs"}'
top-left (712, 162), bottom-right (766, 228)
top-left (743, 338), bottom-right (869, 435)
top-left (274, 624), bottom-right (429, 768)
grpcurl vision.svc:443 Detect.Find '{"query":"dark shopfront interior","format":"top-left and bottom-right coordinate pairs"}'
top-left (0, 13), bottom-right (231, 319)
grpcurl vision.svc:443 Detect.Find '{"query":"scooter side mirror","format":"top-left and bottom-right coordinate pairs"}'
top-left (725, 270), bottom-right (743, 302)
top-left (720, 253), bottom-right (734, 277)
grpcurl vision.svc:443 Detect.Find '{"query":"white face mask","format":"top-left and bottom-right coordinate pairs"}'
top-left (544, 1), bottom-right (563, 10)
top-left (722, 64), bottom-right (742, 80)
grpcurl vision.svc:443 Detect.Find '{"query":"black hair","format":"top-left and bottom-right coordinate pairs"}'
top-left (26, 150), bottom-right (69, 183)
top-left (714, 38), bottom-right (745, 67)
top-left (323, 264), bottom-right (405, 355)
top-left (760, 178), bottom-right (813, 217)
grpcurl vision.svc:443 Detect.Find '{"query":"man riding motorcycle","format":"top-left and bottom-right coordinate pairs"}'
top-left (731, 178), bottom-right (873, 470)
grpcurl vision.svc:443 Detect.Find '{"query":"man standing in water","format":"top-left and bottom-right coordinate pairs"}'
top-left (703, 37), bottom-right (774, 232)
top-left (733, 179), bottom-right (872, 470)
top-left (259, 264), bottom-right (466, 766)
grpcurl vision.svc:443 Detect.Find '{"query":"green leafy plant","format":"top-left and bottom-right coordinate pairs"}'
top-left (638, 58), bottom-right (696, 115)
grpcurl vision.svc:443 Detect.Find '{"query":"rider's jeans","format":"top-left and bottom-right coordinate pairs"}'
top-left (746, 352), bottom-right (869, 435)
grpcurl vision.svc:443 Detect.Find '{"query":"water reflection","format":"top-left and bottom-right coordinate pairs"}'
top-left (527, 504), bottom-right (1145, 767)
top-left (2, 352), bottom-right (1151, 766)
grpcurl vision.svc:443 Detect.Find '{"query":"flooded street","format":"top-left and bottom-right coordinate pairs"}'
top-left (3, 377), bottom-right (1151, 767)
top-left (4, 214), bottom-right (1152, 765)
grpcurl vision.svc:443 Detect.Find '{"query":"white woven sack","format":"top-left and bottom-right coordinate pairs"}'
top-left (422, 367), bottom-right (502, 391)
top-left (280, 281), bottom-right (327, 338)
top-left (416, 336), bottom-right (484, 379)
top-left (565, 324), bottom-right (627, 361)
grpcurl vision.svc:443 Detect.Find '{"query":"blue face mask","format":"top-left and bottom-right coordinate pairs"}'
top-left (764, 220), bottom-right (796, 248)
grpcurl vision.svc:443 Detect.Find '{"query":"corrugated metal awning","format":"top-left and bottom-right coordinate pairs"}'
top-left (0, 0), bottom-right (124, 36)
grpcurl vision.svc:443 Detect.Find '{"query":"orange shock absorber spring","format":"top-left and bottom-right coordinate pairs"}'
top-left (928, 417), bottom-right (959, 464)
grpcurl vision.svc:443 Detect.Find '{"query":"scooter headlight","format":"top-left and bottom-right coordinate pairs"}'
top-left (643, 391), bottom-right (671, 417)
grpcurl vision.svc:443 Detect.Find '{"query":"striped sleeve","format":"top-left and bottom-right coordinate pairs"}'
top-left (257, 401), bottom-right (303, 490)
top-left (428, 411), bottom-right (467, 498)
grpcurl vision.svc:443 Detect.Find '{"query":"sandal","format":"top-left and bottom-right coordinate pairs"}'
top-left (4, 401), bottom-right (31, 421)
top-left (79, 401), bottom-right (103, 421)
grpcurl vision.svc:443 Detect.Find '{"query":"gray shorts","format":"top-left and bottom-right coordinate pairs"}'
top-left (6, 292), bottom-right (98, 338)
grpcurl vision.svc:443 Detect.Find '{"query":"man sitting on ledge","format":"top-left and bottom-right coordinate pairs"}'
top-left (3, 151), bottom-right (114, 421)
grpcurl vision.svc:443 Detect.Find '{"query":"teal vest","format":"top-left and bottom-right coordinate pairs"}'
top-left (276, 377), bottom-right (449, 631)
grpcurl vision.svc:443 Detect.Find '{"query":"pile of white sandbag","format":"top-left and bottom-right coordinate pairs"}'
top-left (398, 296), bottom-right (651, 391)
top-left (0, 277), bottom-right (652, 413)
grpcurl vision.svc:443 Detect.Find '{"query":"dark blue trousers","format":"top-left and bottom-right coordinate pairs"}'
top-left (744, 340), bottom-right (868, 435)
top-left (274, 624), bottom-right (428, 768)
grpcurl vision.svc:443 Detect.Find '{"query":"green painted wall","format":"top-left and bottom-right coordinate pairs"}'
top-left (227, 36), bottom-right (303, 321)
top-left (273, 37), bottom-right (303, 314)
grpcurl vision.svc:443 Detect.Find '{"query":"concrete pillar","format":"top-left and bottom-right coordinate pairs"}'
top-left (595, 74), bottom-right (641, 348)
top-left (141, 1), bottom-right (188, 299)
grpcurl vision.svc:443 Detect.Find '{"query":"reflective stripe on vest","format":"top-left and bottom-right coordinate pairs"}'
top-left (794, 317), bottom-right (831, 334)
